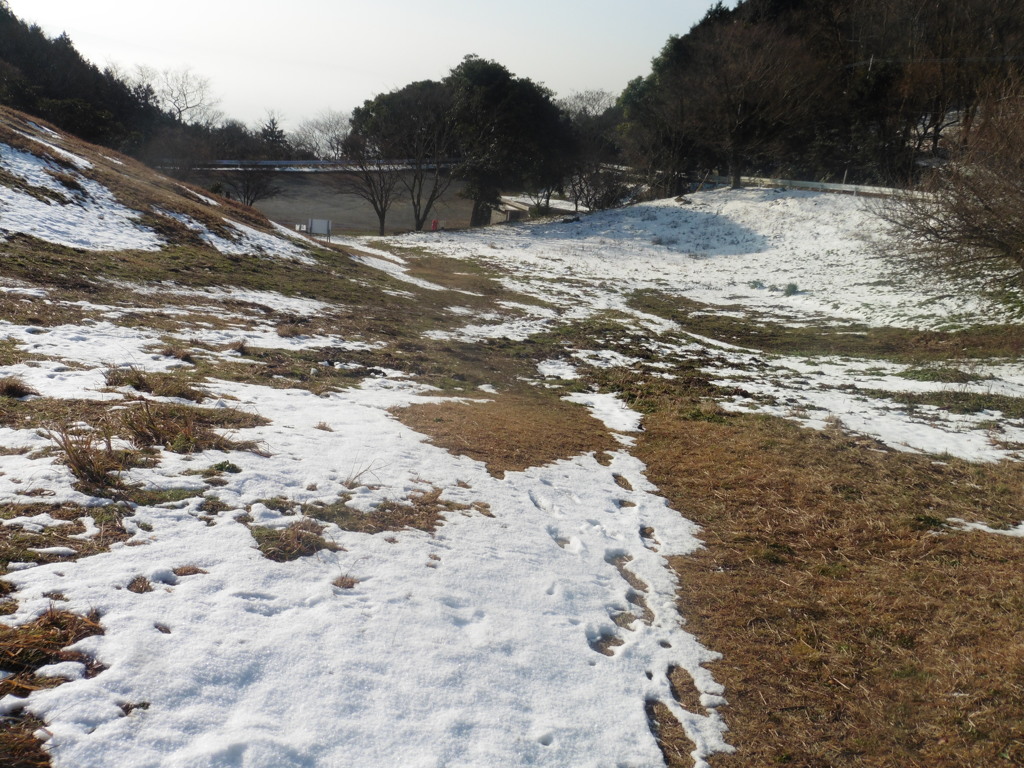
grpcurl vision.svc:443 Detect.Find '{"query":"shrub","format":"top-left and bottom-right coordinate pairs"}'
top-left (882, 78), bottom-right (1024, 278)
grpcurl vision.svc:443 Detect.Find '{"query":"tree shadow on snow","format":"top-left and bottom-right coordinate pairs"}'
top-left (525, 203), bottom-right (768, 258)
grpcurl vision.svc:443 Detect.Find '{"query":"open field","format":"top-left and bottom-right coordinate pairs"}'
top-left (1, 108), bottom-right (1023, 767)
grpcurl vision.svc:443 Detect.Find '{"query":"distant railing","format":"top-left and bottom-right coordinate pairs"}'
top-left (195, 159), bottom-right (457, 172)
top-left (707, 175), bottom-right (899, 197)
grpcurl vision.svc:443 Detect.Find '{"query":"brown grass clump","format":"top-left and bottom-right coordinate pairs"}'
top-left (0, 711), bottom-right (51, 768)
top-left (0, 377), bottom-right (38, 399)
top-left (172, 565), bottom-right (207, 577)
top-left (119, 400), bottom-right (267, 456)
top-left (44, 423), bottom-right (132, 491)
top-left (126, 576), bottom-right (153, 594)
top-left (307, 487), bottom-right (462, 535)
top-left (157, 344), bottom-right (196, 364)
top-left (1, 503), bottom-right (132, 575)
top-left (332, 574), bottom-right (359, 589)
top-left (104, 367), bottom-right (204, 402)
top-left (0, 607), bottom-right (104, 700)
top-left (249, 519), bottom-right (341, 562)
top-left (395, 392), bottom-right (619, 477)
top-left (633, 401), bottom-right (1024, 768)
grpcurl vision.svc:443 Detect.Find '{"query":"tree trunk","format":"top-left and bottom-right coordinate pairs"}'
top-left (470, 199), bottom-right (492, 227)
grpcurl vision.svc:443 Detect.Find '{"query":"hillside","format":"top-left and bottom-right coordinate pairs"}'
top-left (1, 108), bottom-right (1023, 768)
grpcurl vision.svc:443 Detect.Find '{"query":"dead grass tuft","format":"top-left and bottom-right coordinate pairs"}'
top-left (104, 367), bottom-right (205, 402)
top-left (0, 377), bottom-right (38, 400)
top-left (249, 519), bottom-right (341, 562)
top-left (126, 576), bottom-right (153, 594)
top-left (157, 344), bottom-right (195, 364)
top-left (44, 423), bottom-right (132, 491)
top-left (172, 565), bottom-right (207, 577)
top-left (0, 711), bottom-right (51, 768)
top-left (395, 392), bottom-right (619, 477)
top-left (332, 574), bottom-right (359, 589)
top-left (0, 607), bottom-right (104, 700)
top-left (307, 487), bottom-right (463, 535)
top-left (120, 400), bottom-right (267, 456)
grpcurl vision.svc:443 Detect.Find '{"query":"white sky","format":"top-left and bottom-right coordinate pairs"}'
top-left (9, 0), bottom-right (723, 129)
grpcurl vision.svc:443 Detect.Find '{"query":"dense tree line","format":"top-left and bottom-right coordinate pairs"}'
top-left (622, 0), bottom-right (1024, 191)
top-left (0, 1), bottom-right (169, 151)
top-left (0, 1), bottom-right (293, 168)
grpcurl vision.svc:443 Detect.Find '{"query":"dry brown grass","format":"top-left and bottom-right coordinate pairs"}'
top-left (0, 711), bottom-right (51, 768)
top-left (307, 487), bottom-right (466, 535)
top-left (172, 565), bottom-right (207, 577)
top-left (0, 503), bottom-right (132, 575)
top-left (632, 400), bottom-right (1024, 768)
top-left (0, 607), bottom-right (104, 700)
top-left (249, 519), bottom-right (341, 562)
top-left (104, 367), bottom-right (205, 402)
top-left (395, 392), bottom-right (619, 477)
top-left (156, 343), bottom-right (196, 364)
top-left (119, 399), bottom-right (265, 455)
top-left (0, 377), bottom-right (38, 399)
top-left (126, 576), bottom-right (153, 594)
top-left (44, 422), bottom-right (133, 491)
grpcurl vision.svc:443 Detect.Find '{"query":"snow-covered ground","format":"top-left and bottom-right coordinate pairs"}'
top-left (390, 188), bottom-right (1024, 462)
top-left (3, 152), bottom-right (1024, 768)
top-left (2, 367), bottom-right (728, 767)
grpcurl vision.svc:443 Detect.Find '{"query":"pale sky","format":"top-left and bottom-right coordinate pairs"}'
top-left (9, 0), bottom-right (724, 129)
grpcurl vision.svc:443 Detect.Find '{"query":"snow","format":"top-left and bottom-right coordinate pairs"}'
top-left (0, 145), bottom-right (162, 251)
top-left (391, 189), bottom-right (1024, 463)
top-left (348, 251), bottom-right (448, 291)
top-left (0, 142), bottom-right (317, 260)
top-left (0, 274), bottom-right (730, 766)
top-left (1, 350), bottom-right (731, 767)
top-left (397, 188), bottom-right (1018, 331)
top-left (155, 209), bottom-right (316, 264)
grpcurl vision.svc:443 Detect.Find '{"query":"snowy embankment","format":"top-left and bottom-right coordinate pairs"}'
top-left (391, 188), bottom-right (1024, 463)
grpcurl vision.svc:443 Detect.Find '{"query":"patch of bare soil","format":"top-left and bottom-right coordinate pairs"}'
top-left (394, 392), bottom-right (619, 477)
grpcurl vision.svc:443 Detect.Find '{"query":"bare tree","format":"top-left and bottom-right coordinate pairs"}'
top-left (132, 65), bottom-right (221, 126)
top-left (560, 90), bottom-right (627, 210)
top-left (220, 166), bottom-right (283, 207)
top-left (883, 78), bottom-right (1024, 276)
top-left (339, 133), bottom-right (401, 236)
top-left (291, 110), bottom-right (350, 160)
